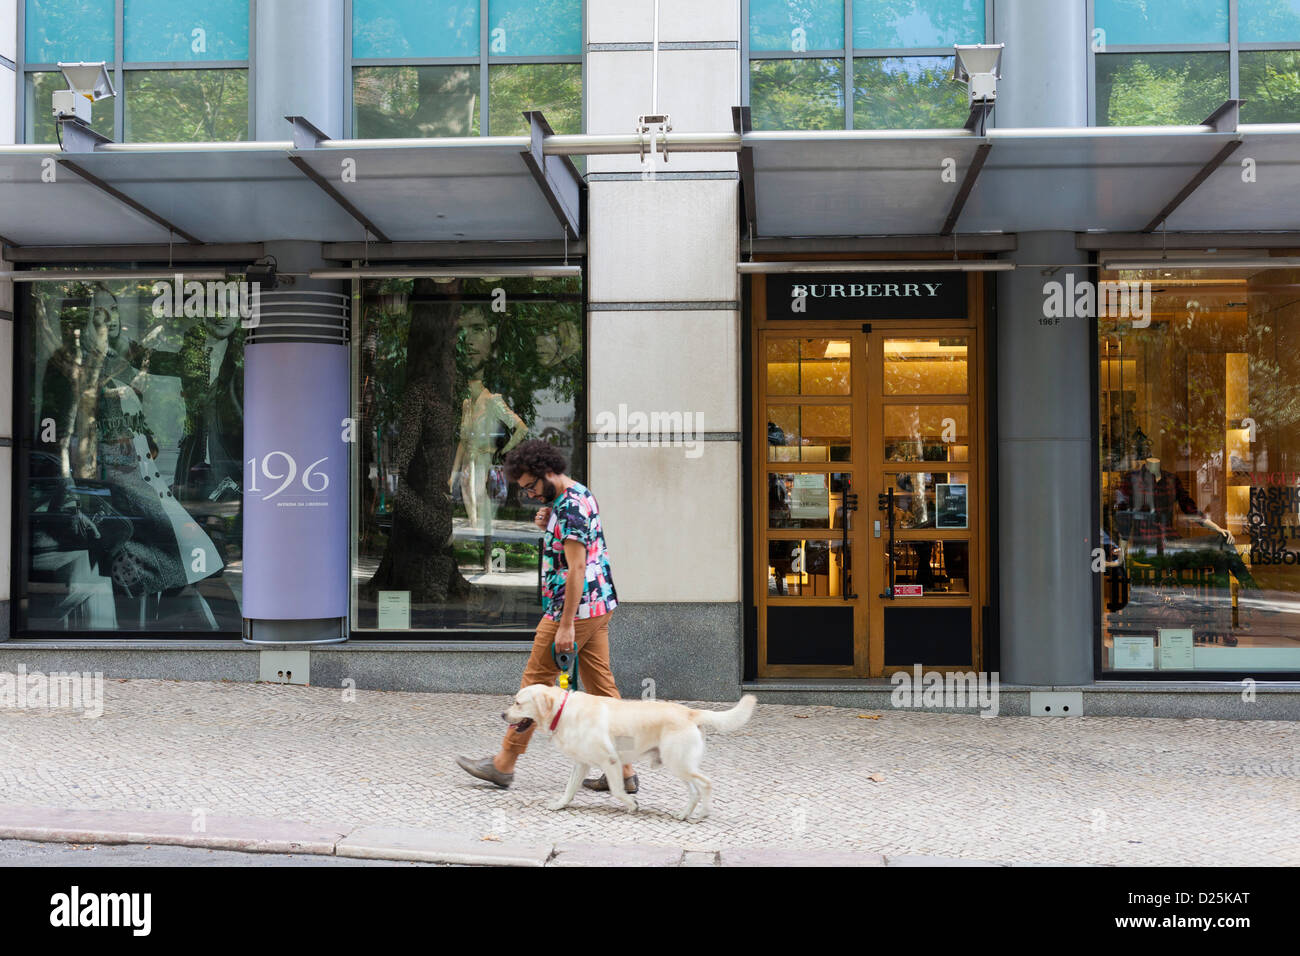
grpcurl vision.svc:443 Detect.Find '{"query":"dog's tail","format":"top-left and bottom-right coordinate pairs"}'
top-left (690, 694), bottom-right (756, 734)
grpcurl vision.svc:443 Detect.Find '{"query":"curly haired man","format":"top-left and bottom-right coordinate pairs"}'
top-left (455, 439), bottom-right (637, 793)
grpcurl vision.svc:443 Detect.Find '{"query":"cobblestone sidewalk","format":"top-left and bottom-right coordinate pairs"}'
top-left (1, 679), bottom-right (1296, 865)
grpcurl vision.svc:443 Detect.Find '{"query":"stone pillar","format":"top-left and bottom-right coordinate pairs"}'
top-left (584, 0), bottom-right (743, 700)
top-left (996, 232), bottom-right (1093, 685)
top-left (1, 0), bottom-right (15, 145)
top-left (241, 241), bottom-right (350, 644)
top-left (992, 0), bottom-right (1088, 129)
top-left (254, 0), bottom-right (346, 140)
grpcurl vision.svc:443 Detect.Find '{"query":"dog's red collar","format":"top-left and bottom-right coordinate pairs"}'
top-left (549, 690), bottom-right (571, 731)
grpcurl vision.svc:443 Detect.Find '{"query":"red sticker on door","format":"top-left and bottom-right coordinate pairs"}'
top-left (894, 584), bottom-right (923, 597)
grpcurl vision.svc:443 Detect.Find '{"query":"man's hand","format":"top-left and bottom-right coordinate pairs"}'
top-left (554, 620), bottom-right (576, 652)
top-left (533, 506), bottom-right (551, 530)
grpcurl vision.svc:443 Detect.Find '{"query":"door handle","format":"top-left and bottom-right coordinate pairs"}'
top-left (841, 492), bottom-right (859, 600)
top-left (877, 488), bottom-right (895, 599)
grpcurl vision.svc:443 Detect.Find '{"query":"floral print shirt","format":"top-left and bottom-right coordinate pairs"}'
top-left (542, 481), bottom-right (618, 621)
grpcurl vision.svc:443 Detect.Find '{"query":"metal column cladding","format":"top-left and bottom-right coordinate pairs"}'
top-left (242, 291), bottom-right (350, 620)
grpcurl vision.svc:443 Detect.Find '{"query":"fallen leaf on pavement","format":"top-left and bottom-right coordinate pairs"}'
top-left (793, 715), bottom-right (810, 719)
top-left (857, 714), bottom-right (880, 719)
top-left (867, 773), bottom-right (886, 783)
top-left (482, 835), bottom-right (500, 842)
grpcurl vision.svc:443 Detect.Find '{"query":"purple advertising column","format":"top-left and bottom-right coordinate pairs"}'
top-left (243, 341), bottom-right (349, 625)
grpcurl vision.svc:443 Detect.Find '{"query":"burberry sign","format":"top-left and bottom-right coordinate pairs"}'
top-left (765, 272), bottom-right (968, 320)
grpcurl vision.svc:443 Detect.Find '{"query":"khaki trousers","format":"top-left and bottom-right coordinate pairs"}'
top-left (501, 610), bottom-right (620, 756)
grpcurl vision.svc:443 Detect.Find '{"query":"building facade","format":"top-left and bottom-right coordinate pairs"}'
top-left (3, 0), bottom-right (1300, 718)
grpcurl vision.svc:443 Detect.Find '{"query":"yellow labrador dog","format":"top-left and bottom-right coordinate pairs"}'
top-left (503, 684), bottom-right (756, 821)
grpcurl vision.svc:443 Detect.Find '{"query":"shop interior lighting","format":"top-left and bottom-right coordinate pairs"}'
top-left (1102, 257), bottom-right (1300, 271)
top-left (737, 260), bottom-right (1014, 274)
top-left (310, 265), bottom-right (582, 279)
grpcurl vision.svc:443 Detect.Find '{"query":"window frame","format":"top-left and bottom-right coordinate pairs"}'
top-left (344, 0), bottom-right (586, 139)
top-left (1087, 0), bottom-right (1300, 126)
top-left (741, 0), bottom-right (995, 130)
top-left (16, 0), bottom-right (256, 144)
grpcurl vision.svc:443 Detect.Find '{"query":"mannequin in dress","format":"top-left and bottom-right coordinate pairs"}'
top-left (449, 308), bottom-right (528, 567)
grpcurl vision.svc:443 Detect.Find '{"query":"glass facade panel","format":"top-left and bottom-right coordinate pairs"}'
top-left (768, 538), bottom-right (851, 596)
top-left (353, 65), bottom-right (481, 138)
top-left (1238, 0), bottom-right (1300, 41)
top-left (26, 70), bottom-right (117, 142)
top-left (487, 63), bottom-right (582, 135)
top-left (766, 337), bottom-right (852, 395)
top-left (883, 337), bottom-right (968, 395)
top-left (769, 472), bottom-right (852, 529)
top-left (1239, 51), bottom-right (1300, 124)
top-left (767, 406), bottom-right (852, 462)
top-left (885, 471), bottom-right (971, 530)
top-left (123, 0), bottom-right (250, 62)
top-left (353, 275), bottom-right (584, 631)
top-left (750, 58), bottom-right (845, 130)
top-left (24, 0), bottom-right (115, 63)
top-left (750, 0), bottom-right (844, 52)
top-left (19, 277), bottom-right (246, 632)
top-left (1095, 52), bottom-right (1230, 127)
top-left (1094, 0), bottom-right (1229, 44)
top-left (884, 405), bottom-right (968, 463)
top-left (892, 540), bottom-right (969, 594)
top-left (1098, 259), bottom-right (1300, 671)
top-left (352, 0), bottom-right (480, 59)
top-left (852, 0), bottom-right (984, 48)
top-left (123, 70), bottom-right (248, 141)
top-left (853, 55), bottom-right (966, 129)
top-left (488, 0), bottom-right (582, 56)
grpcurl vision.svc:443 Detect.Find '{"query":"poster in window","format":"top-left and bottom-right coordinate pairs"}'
top-left (936, 483), bottom-right (968, 529)
top-left (789, 474), bottom-right (830, 521)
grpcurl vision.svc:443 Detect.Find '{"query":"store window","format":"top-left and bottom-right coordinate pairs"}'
top-left (21, 0), bottom-right (251, 143)
top-left (350, 0), bottom-right (584, 138)
top-left (1098, 255), bottom-right (1300, 674)
top-left (747, 0), bottom-right (984, 130)
top-left (352, 274), bottom-right (584, 632)
top-left (1093, 0), bottom-right (1300, 125)
top-left (17, 276), bottom-right (247, 633)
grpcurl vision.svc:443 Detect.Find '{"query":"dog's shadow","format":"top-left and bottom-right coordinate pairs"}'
top-left (462, 780), bottom-right (711, 824)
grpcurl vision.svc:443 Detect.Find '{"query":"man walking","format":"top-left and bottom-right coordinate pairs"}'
top-left (456, 439), bottom-right (636, 792)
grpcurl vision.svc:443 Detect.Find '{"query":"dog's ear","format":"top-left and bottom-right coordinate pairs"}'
top-left (531, 685), bottom-right (552, 725)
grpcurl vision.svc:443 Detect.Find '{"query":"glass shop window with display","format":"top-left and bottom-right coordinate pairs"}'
top-left (352, 275), bottom-right (584, 633)
top-left (17, 278), bottom-right (246, 633)
top-left (1098, 257), bottom-right (1300, 674)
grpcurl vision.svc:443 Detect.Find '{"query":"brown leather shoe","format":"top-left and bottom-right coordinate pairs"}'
top-left (582, 773), bottom-right (638, 794)
top-left (456, 755), bottom-right (514, 789)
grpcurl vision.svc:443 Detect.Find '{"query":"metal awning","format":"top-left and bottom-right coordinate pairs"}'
top-left (741, 110), bottom-right (1300, 241)
top-left (0, 113), bottom-right (584, 251)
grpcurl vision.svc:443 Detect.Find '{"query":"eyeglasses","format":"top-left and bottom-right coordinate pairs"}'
top-left (520, 475), bottom-right (548, 500)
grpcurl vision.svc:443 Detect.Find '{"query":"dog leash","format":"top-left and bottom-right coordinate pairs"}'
top-left (552, 642), bottom-right (579, 691)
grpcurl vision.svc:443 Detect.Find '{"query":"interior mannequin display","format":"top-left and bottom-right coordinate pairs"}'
top-left (1115, 454), bottom-right (1256, 588)
top-left (449, 307), bottom-right (528, 569)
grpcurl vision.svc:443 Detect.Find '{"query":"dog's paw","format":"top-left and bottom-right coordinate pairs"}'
top-left (621, 797), bottom-right (638, 812)
top-left (546, 799), bottom-right (570, 811)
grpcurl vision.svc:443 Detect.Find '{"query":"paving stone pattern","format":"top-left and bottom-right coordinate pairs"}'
top-left (1, 680), bottom-right (1296, 865)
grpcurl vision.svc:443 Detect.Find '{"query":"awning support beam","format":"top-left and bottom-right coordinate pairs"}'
top-left (519, 111), bottom-right (584, 240)
top-left (733, 107), bottom-right (758, 242)
top-left (940, 142), bottom-right (992, 237)
top-left (284, 115), bottom-right (393, 244)
top-left (58, 159), bottom-right (203, 244)
top-left (1141, 100), bottom-right (1243, 233)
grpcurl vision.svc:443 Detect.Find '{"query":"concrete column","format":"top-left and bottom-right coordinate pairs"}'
top-left (241, 241), bottom-right (349, 644)
top-left (584, 1), bottom-right (743, 700)
top-left (1, 0), bottom-right (14, 146)
top-left (992, 0), bottom-right (1088, 129)
top-left (254, 0), bottom-right (346, 141)
top-left (996, 232), bottom-right (1093, 685)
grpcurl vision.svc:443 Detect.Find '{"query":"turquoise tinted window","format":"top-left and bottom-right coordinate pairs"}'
top-left (1239, 0), bottom-right (1300, 42)
top-left (24, 0), bottom-right (115, 63)
top-left (750, 0), bottom-right (844, 52)
top-left (1094, 0), bottom-right (1229, 45)
top-left (488, 0), bottom-right (582, 56)
top-left (353, 0), bottom-right (479, 58)
top-left (124, 0), bottom-right (249, 62)
top-left (853, 0), bottom-right (984, 48)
